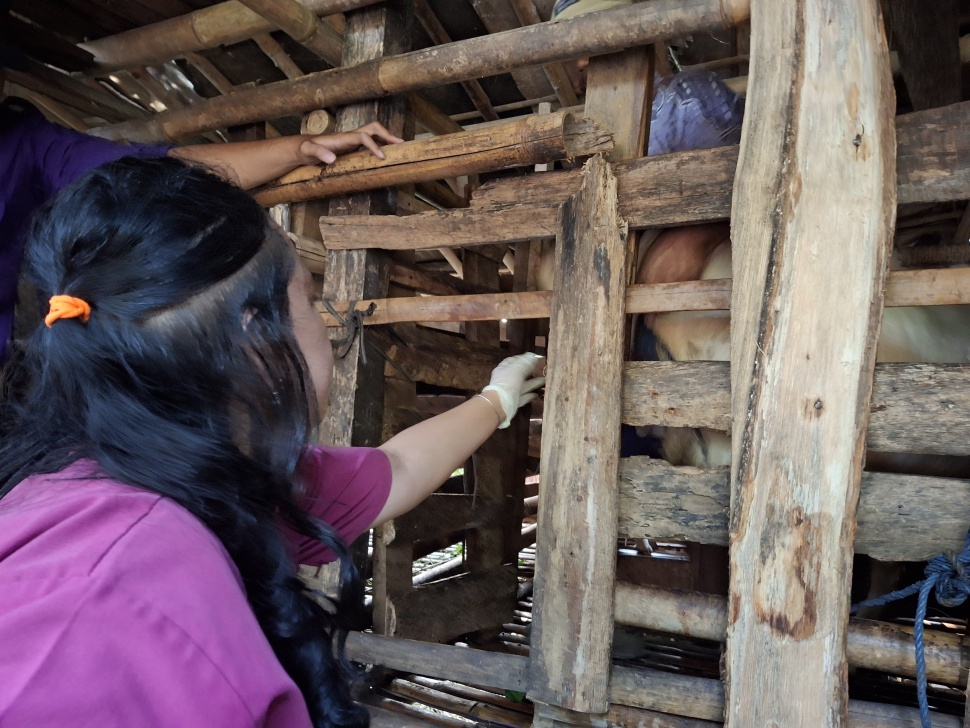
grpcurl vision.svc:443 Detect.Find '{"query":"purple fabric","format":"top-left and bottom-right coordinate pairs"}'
top-left (0, 447), bottom-right (391, 726)
top-left (648, 70), bottom-right (744, 156)
top-left (0, 98), bottom-right (171, 360)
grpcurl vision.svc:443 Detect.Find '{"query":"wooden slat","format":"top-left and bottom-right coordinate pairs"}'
top-left (319, 268), bottom-right (970, 327)
top-left (724, 0), bottom-right (896, 722)
top-left (529, 156), bottom-right (626, 712)
top-left (617, 457), bottom-right (970, 567)
top-left (614, 582), bottom-right (968, 687)
top-left (386, 493), bottom-right (504, 543)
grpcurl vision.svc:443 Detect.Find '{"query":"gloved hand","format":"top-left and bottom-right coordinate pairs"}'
top-left (482, 352), bottom-right (545, 429)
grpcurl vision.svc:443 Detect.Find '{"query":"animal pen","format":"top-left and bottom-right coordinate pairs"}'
top-left (6, 0), bottom-right (970, 725)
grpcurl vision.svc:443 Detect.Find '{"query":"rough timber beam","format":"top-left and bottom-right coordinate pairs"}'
top-left (528, 156), bottom-right (626, 712)
top-left (91, 0), bottom-right (751, 143)
top-left (724, 0), bottom-right (896, 724)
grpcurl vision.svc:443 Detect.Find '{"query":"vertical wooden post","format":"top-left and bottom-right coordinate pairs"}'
top-left (725, 0), bottom-right (896, 724)
top-left (529, 155), bottom-right (626, 712)
top-left (316, 3), bottom-right (408, 593)
top-left (320, 3), bottom-right (408, 449)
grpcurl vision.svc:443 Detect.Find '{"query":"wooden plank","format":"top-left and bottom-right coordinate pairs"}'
top-left (529, 156), bottom-right (626, 712)
top-left (345, 632), bottom-right (531, 692)
top-left (320, 267), bottom-right (970, 326)
top-left (471, 101), bottom-right (970, 222)
top-left (886, 0), bottom-right (960, 112)
top-left (384, 567), bottom-right (519, 643)
top-left (614, 582), bottom-right (968, 687)
top-left (256, 112), bottom-right (612, 205)
top-left (94, 0), bottom-right (749, 142)
top-left (723, 0), bottom-right (896, 722)
top-left (617, 457), bottom-right (970, 563)
top-left (621, 361), bottom-right (970, 457)
top-left (506, 0), bottom-right (580, 108)
top-left (386, 493), bottom-right (505, 543)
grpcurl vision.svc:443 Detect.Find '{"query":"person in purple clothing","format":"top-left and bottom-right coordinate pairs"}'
top-left (0, 94), bottom-right (403, 362)
top-left (0, 156), bottom-right (543, 727)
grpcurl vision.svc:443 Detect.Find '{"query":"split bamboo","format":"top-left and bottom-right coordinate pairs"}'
top-left (253, 112), bottom-right (611, 205)
top-left (613, 582), bottom-right (968, 687)
top-left (92, 0), bottom-right (750, 142)
top-left (80, 0), bottom-right (381, 72)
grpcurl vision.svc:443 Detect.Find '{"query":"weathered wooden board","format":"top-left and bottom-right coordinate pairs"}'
top-left (621, 361), bottom-right (970, 457)
top-left (256, 112), bottom-right (612, 205)
top-left (381, 493), bottom-right (504, 544)
top-left (383, 567), bottom-right (518, 644)
top-left (885, 0), bottom-right (960, 112)
top-left (616, 457), bottom-right (970, 562)
top-left (468, 101), bottom-right (970, 224)
top-left (529, 156), bottom-right (626, 712)
top-left (614, 582), bottom-right (967, 687)
top-left (723, 0), bottom-right (896, 722)
top-left (321, 268), bottom-right (970, 326)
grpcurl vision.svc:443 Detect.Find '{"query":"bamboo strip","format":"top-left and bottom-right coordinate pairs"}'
top-left (92, 0), bottom-right (750, 142)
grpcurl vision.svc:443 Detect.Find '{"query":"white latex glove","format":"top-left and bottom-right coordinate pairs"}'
top-left (482, 352), bottom-right (545, 429)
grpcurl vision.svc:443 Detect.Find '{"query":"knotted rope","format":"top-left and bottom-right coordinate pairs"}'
top-left (850, 530), bottom-right (970, 727)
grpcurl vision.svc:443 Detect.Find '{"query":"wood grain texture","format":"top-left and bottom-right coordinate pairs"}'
top-left (885, 0), bottom-right (960, 112)
top-left (724, 0), bottom-right (896, 722)
top-left (256, 112), bottom-right (612, 205)
top-left (621, 361), bottom-right (970, 457)
top-left (614, 582), bottom-right (967, 687)
top-left (529, 156), bottom-right (626, 711)
top-left (470, 101), bottom-right (970, 223)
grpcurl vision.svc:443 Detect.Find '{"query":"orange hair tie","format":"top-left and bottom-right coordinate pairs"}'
top-left (45, 295), bottom-right (92, 328)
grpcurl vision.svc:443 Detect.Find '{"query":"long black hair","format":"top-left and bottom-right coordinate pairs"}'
top-left (0, 156), bottom-right (369, 727)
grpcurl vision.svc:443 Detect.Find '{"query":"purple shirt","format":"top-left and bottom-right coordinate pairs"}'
top-left (0, 447), bottom-right (392, 726)
top-left (0, 98), bottom-right (171, 360)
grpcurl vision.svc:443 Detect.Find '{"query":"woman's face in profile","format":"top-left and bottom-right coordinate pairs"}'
top-left (287, 249), bottom-right (334, 423)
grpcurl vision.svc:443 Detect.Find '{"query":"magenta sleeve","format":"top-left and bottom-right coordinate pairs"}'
top-left (293, 446), bottom-right (392, 565)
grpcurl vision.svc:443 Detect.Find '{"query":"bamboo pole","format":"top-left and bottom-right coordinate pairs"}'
top-left (79, 0), bottom-right (381, 73)
top-left (236, 0), bottom-right (342, 63)
top-left (613, 583), bottom-right (968, 687)
top-left (92, 0), bottom-right (751, 143)
top-left (252, 111), bottom-right (612, 205)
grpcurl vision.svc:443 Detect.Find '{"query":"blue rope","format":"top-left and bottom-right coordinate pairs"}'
top-left (850, 531), bottom-right (970, 728)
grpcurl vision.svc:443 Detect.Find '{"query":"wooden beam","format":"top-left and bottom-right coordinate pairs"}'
top-left (345, 632), bottom-right (956, 726)
top-left (529, 156), bottom-right (626, 712)
top-left (724, 0), bottom-right (896, 721)
top-left (253, 33), bottom-right (307, 79)
top-left (614, 582), bottom-right (968, 688)
top-left (80, 0), bottom-right (382, 72)
top-left (507, 0), bottom-right (580, 107)
top-left (319, 267), bottom-right (970, 327)
top-left (621, 361), bottom-right (970, 457)
top-left (92, 0), bottom-right (750, 142)
top-left (254, 111), bottom-right (611, 205)
top-left (617, 457), bottom-right (970, 563)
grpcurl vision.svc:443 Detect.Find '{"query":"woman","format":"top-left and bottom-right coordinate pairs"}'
top-left (0, 156), bottom-right (541, 727)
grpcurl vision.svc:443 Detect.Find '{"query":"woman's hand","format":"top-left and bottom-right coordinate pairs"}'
top-left (482, 353), bottom-right (545, 429)
top-left (296, 121), bottom-right (404, 165)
